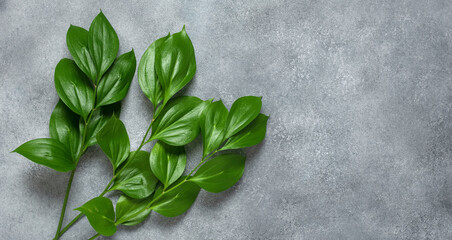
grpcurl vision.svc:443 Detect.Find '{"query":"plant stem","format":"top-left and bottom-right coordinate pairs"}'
top-left (56, 176), bottom-right (115, 238)
top-left (53, 96), bottom-right (100, 239)
top-left (114, 119), bottom-right (154, 177)
top-left (187, 150), bottom-right (218, 178)
top-left (57, 119), bottom-right (155, 239)
top-left (100, 178), bottom-right (115, 196)
top-left (52, 82), bottom-right (100, 239)
top-left (119, 148), bottom-right (222, 224)
top-left (58, 213), bottom-right (82, 237)
top-left (88, 233), bottom-right (100, 240)
top-left (53, 169), bottom-right (76, 240)
top-left (53, 105), bottom-right (97, 240)
top-left (154, 102), bottom-right (165, 120)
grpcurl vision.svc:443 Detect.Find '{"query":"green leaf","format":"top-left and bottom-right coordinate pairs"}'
top-left (155, 26), bottom-right (196, 104)
top-left (66, 25), bottom-right (97, 82)
top-left (150, 179), bottom-right (200, 217)
top-left (13, 138), bottom-right (75, 172)
top-left (224, 96), bottom-right (262, 139)
top-left (189, 154), bottom-right (245, 193)
top-left (54, 58), bottom-right (95, 121)
top-left (149, 96), bottom-right (209, 146)
top-left (138, 34), bottom-right (169, 108)
top-left (80, 102), bottom-right (121, 147)
top-left (49, 100), bottom-right (81, 160)
top-left (221, 114), bottom-right (269, 150)
top-left (200, 100), bottom-right (228, 157)
top-left (96, 116), bottom-right (130, 171)
top-left (96, 50), bottom-right (136, 108)
top-left (116, 194), bottom-right (152, 226)
top-left (75, 197), bottom-right (116, 236)
top-left (110, 151), bottom-right (158, 199)
top-left (149, 141), bottom-right (186, 188)
top-left (88, 11), bottom-right (119, 82)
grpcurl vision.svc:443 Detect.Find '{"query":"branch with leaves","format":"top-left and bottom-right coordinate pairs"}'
top-left (13, 12), bottom-right (268, 239)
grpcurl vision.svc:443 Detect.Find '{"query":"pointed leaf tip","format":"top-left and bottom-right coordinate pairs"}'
top-left (76, 197), bottom-right (116, 236)
top-left (155, 27), bottom-right (196, 103)
top-left (89, 9), bottom-right (119, 81)
top-left (221, 114), bottom-right (269, 150)
top-left (13, 138), bottom-right (75, 172)
top-left (223, 96), bottom-right (262, 138)
top-left (95, 49), bottom-right (136, 107)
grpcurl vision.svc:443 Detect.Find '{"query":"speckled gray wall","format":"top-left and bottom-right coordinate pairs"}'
top-left (1, 0), bottom-right (452, 239)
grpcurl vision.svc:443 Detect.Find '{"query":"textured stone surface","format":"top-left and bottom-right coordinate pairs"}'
top-left (1, 0), bottom-right (452, 239)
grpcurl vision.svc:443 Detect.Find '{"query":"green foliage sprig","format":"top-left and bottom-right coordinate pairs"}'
top-left (13, 12), bottom-right (268, 240)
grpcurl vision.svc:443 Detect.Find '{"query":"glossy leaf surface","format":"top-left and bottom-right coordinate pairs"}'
top-left (66, 25), bottom-right (97, 82)
top-left (116, 194), bottom-right (152, 226)
top-left (224, 96), bottom-right (262, 139)
top-left (13, 138), bottom-right (75, 172)
top-left (88, 12), bottom-right (119, 81)
top-left (138, 34), bottom-right (169, 108)
top-left (221, 114), bottom-right (269, 150)
top-left (200, 100), bottom-right (228, 157)
top-left (149, 96), bottom-right (208, 146)
top-left (155, 27), bottom-right (196, 103)
top-left (110, 151), bottom-right (158, 199)
top-left (49, 100), bottom-right (81, 160)
top-left (150, 179), bottom-right (200, 217)
top-left (96, 50), bottom-right (136, 108)
top-left (75, 197), bottom-right (116, 236)
top-left (54, 58), bottom-right (95, 121)
top-left (190, 154), bottom-right (245, 193)
top-left (80, 102), bottom-right (121, 147)
top-left (96, 117), bottom-right (130, 171)
top-left (149, 141), bottom-right (186, 188)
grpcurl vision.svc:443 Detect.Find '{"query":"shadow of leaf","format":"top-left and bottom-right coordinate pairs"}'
top-left (24, 163), bottom-right (71, 201)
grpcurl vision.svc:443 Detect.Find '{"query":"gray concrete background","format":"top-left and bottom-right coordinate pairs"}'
top-left (1, 0), bottom-right (452, 239)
